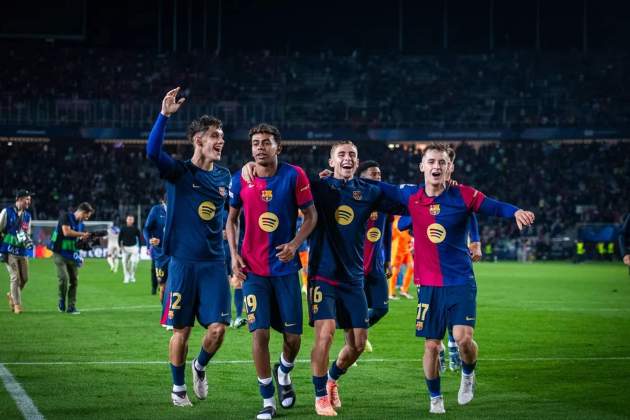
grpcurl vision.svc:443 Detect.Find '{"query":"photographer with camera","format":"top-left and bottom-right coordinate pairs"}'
top-left (49, 202), bottom-right (94, 315)
top-left (0, 189), bottom-right (35, 315)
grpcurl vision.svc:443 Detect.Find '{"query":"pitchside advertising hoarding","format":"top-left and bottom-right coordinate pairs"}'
top-left (31, 244), bottom-right (151, 260)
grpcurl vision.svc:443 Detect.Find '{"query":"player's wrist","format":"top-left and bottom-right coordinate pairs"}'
top-left (160, 111), bottom-right (171, 118)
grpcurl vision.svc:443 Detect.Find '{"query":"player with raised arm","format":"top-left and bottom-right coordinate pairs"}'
top-left (146, 87), bottom-right (231, 407)
top-left (357, 160), bottom-right (393, 353)
top-left (369, 143), bottom-right (534, 414)
top-left (226, 123), bottom-right (317, 420)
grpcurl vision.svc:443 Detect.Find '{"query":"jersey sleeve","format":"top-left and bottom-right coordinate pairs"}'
top-left (469, 213), bottom-right (480, 242)
top-left (458, 185), bottom-right (486, 212)
top-left (397, 216), bottom-right (413, 232)
top-left (143, 207), bottom-right (155, 244)
top-left (229, 172), bottom-right (243, 209)
top-left (60, 213), bottom-right (71, 227)
top-left (146, 114), bottom-right (183, 181)
top-left (294, 166), bottom-right (314, 209)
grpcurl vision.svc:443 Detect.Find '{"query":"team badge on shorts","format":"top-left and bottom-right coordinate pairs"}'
top-left (168, 310), bottom-right (174, 320)
top-left (312, 304), bottom-right (319, 314)
top-left (416, 321), bottom-right (424, 331)
top-left (247, 313), bottom-right (256, 324)
top-left (352, 190), bottom-right (362, 201)
top-left (429, 204), bottom-right (441, 215)
top-left (261, 189), bottom-right (273, 202)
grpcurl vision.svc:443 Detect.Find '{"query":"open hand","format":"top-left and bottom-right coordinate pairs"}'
top-left (275, 242), bottom-right (297, 263)
top-left (161, 87), bottom-right (186, 117)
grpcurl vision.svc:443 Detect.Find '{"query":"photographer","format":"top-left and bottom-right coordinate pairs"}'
top-left (49, 202), bottom-right (94, 315)
top-left (0, 189), bottom-right (34, 315)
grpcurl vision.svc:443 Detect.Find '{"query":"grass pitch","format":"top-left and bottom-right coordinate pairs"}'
top-left (1, 260), bottom-right (629, 419)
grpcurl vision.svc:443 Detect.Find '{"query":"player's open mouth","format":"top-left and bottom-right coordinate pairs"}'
top-left (341, 163), bottom-right (353, 169)
top-left (255, 153), bottom-right (267, 159)
top-left (431, 171), bottom-right (441, 178)
top-left (213, 146), bottom-right (223, 153)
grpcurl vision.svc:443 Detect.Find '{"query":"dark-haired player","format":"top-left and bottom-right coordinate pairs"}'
top-left (369, 143), bottom-right (534, 414)
top-left (226, 123), bottom-right (317, 420)
top-left (147, 87), bottom-right (231, 407)
top-left (357, 160), bottom-right (393, 353)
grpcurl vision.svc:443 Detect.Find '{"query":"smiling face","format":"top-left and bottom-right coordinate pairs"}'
top-left (329, 142), bottom-right (359, 180)
top-left (194, 125), bottom-right (225, 162)
top-left (420, 149), bottom-right (449, 188)
top-left (16, 196), bottom-right (31, 210)
top-left (251, 133), bottom-right (280, 166)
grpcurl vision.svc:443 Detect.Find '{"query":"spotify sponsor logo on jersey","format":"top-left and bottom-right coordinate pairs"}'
top-left (258, 212), bottom-right (280, 232)
top-left (426, 223), bottom-right (446, 243)
top-left (335, 205), bottom-right (354, 225)
top-left (198, 201), bottom-right (217, 221)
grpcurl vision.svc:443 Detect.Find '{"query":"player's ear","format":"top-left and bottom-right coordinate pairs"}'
top-left (328, 157), bottom-right (334, 169)
top-left (276, 143), bottom-right (282, 155)
top-left (419, 161), bottom-right (424, 172)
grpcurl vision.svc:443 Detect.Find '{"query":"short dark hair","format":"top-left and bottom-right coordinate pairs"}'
top-left (126, 214), bottom-right (135, 219)
top-left (357, 160), bottom-right (380, 175)
top-left (249, 123), bottom-right (282, 146)
top-left (77, 202), bottom-right (94, 213)
top-left (187, 115), bottom-right (223, 143)
top-left (422, 143), bottom-right (450, 159)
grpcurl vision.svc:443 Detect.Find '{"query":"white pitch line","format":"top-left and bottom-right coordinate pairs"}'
top-left (27, 305), bottom-right (161, 313)
top-left (0, 363), bottom-right (45, 420)
top-left (2, 356), bottom-right (630, 366)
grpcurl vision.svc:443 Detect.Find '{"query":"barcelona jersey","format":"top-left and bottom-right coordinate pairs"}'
top-left (229, 162), bottom-right (314, 277)
top-left (377, 183), bottom-right (518, 287)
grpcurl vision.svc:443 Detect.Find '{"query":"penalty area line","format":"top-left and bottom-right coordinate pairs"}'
top-left (2, 356), bottom-right (630, 366)
top-left (0, 363), bottom-right (45, 420)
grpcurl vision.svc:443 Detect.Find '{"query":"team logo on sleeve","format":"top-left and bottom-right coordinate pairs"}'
top-left (426, 223), bottom-right (446, 243)
top-left (335, 205), bottom-right (355, 225)
top-left (352, 191), bottom-right (363, 201)
top-left (198, 201), bottom-right (217, 221)
top-left (261, 189), bottom-right (273, 202)
top-left (258, 212), bottom-right (279, 232)
top-left (429, 204), bottom-right (441, 215)
top-left (367, 227), bottom-right (382, 242)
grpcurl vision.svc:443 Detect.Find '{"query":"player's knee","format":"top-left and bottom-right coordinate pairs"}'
top-left (424, 339), bottom-right (442, 355)
top-left (207, 323), bottom-right (227, 341)
top-left (284, 333), bottom-right (301, 351)
top-left (369, 307), bottom-right (388, 325)
top-left (456, 334), bottom-right (474, 350)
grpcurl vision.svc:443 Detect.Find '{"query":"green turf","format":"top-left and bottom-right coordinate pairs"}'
top-left (0, 260), bottom-right (629, 419)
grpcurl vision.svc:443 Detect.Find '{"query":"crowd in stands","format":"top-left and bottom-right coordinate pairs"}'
top-left (2, 44), bottom-right (630, 129)
top-left (1, 140), bottom-right (628, 248)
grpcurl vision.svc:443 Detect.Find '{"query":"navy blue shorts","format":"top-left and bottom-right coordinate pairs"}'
top-left (364, 272), bottom-right (389, 310)
top-left (242, 272), bottom-right (302, 335)
top-left (308, 278), bottom-right (369, 330)
top-left (416, 284), bottom-right (477, 339)
top-left (164, 258), bottom-right (231, 328)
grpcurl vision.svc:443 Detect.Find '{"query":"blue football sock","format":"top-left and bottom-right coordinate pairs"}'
top-left (313, 375), bottom-right (328, 397)
top-left (258, 377), bottom-right (275, 399)
top-left (425, 376), bottom-right (441, 398)
top-left (234, 288), bottom-right (244, 317)
top-left (196, 347), bottom-right (215, 368)
top-left (462, 360), bottom-right (477, 375)
top-left (170, 363), bottom-right (185, 387)
top-left (328, 360), bottom-right (347, 381)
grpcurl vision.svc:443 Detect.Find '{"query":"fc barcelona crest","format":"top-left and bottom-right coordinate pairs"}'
top-left (429, 204), bottom-right (441, 216)
top-left (218, 186), bottom-right (227, 197)
top-left (352, 190), bottom-right (362, 201)
top-left (370, 211), bottom-right (378, 221)
top-left (261, 189), bottom-right (273, 202)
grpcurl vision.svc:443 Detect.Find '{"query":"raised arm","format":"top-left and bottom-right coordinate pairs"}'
top-left (146, 87), bottom-right (186, 174)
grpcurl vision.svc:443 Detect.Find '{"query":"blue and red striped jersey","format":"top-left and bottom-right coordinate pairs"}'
top-left (377, 182), bottom-right (518, 287)
top-left (363, 211), bottom-right (393, 277)
top-left (229, 162), bottom-right (313, 277)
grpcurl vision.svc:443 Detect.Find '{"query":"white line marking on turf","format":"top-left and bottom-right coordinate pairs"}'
top-left (2, 356), bottom-right (630, 366)
top-left (28, 304), bottom-right (161, 313)
top-left (0, 363), bottom-right (45, 420)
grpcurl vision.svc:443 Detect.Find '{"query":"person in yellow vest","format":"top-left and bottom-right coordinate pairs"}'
top-left (575, 241), bottom-right (585, 263)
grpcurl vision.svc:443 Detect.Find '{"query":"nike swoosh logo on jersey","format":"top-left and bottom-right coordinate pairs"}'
top-left (192, 184), bottom-right (201, 189)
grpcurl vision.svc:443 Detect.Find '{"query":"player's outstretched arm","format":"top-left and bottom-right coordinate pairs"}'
top-left (476, 196), bottom-right (535, 231)
top-left (146, 88), bottom-right (186, 173)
